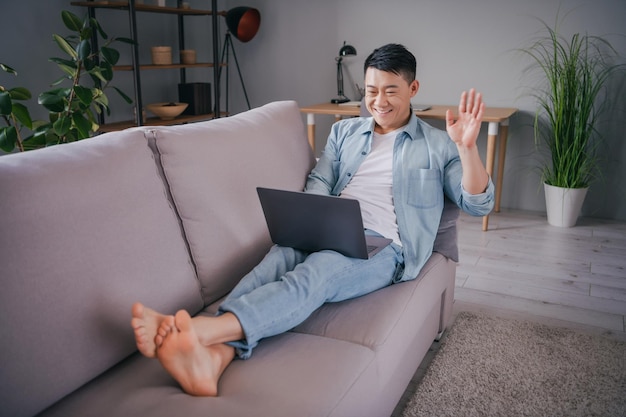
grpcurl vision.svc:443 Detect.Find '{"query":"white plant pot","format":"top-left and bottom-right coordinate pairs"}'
top-left (544, 183), bottom-right (589, 227)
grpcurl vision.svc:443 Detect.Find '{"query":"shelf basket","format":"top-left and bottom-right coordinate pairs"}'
top-left (151, 46), bottom-right (172, 65)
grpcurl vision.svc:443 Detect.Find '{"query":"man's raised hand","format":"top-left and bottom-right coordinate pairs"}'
top-left (445, 88), bottom-right (485, 149)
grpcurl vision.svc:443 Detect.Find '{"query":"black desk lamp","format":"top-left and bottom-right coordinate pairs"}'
top-left (219, 6), bottom-right (261, 111)
top-left (331, 41), bottom-right (357, 104)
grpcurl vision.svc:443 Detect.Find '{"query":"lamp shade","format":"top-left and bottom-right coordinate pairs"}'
top-left (338, 43), bottom-right (357, 57)
top-left (225, 7), bottom-right (261, 43)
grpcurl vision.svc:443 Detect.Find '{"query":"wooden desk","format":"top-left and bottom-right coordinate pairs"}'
top-left (300, 103), bottom-right (517, 231)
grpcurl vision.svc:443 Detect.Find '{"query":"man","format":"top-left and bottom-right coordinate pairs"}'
top-left (131, 43), bottom-right (494, 396)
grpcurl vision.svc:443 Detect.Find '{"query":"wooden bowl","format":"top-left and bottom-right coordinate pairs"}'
top-left (146, 102), bottom-right (188, 120)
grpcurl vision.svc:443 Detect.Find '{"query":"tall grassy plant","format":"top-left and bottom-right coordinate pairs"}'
top-left (522, 18), bottom-right (622, 189)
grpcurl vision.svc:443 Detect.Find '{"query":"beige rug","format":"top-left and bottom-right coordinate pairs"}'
top-left (402, 312), bottom-right (626, 417)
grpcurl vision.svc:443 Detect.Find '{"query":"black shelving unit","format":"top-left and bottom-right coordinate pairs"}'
top-left (71, 0), bottom-right (224, 131)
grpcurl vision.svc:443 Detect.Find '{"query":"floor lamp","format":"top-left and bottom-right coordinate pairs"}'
top-left (218, 7), bottom-right (261, 112)
top-left (330, 41), bottom-right (357, 104)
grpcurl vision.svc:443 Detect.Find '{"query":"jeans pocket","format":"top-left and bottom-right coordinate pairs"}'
top-left (391, 260), bottom-right (406, 283)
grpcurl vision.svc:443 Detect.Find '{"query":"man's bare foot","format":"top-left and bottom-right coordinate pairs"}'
top-left (155, 315), bottom-right (176, 348)
top-left (157, 310), bottom-right (235, 396)
top-left (131, 302), bottom-right (172, 358)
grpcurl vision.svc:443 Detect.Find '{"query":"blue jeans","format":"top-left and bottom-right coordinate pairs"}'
top-left (218, 231), bottom-right (404, 359)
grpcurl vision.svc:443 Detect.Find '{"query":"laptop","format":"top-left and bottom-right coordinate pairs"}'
top-left (256, 187), bottom-right (393, 259)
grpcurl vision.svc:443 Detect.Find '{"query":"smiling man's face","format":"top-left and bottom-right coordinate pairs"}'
top-left (364, 68), bottom-right (419, 134)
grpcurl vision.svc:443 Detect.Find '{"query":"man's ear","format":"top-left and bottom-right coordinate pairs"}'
top-left (410, 79), bottom-right (419, 97)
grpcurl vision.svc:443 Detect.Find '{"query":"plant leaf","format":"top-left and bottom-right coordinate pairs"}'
top-left (22, 131), bottom-right (46, 151)
top-left (77, 40), bottom-right (92, 61)
top-left (9, 87), bottom-right (31, 101)
top-left (0, 91), bottom-right (12, 115)
top-left (84, 56), bottom-right (97, 72)
top-left (80, 27), bottom-right (93, 43)
top-left (45, 129), bottom-right (62, 146)
top-left (63, 129), bottom-right (78, 143)
top-left (93, 89), bottom-right (109, 108)
top-left (50, 58), bottom-right (77, 78)
top-left (113, 86), bottom-right (133, 104)
top-left (0, 126), bottom-right (17, 152)
top-left (61, 10), bottom-right (83, 33)
top-left (12, 102), bottom-right (33, 129)
top-left (88, 67), bottom-right (108, 83)
top-left (91, 17), bottom-right (108, 40)
top-left (72, 112), bottom-right (92, 138)
top-left (99, 61), bottom-right (114, 81)
top-left (53, 34), bottom-right (78, 60)
top-left (50, 76), bottom-right (71, 87)
top-left (53, 115), bottom-right (71, 136)
top-left (39, 91), bottom-right (66, 113)
top-left (50, 57), bottom-right (78, 70)
top-left (73, 85), bottom-right (93, 106)
top-left (114, 37), bottom-right (136, 45)
top-left (0, 63), bottom-right (18, 75)
top-left (101, 47), bottom-right (120, 66)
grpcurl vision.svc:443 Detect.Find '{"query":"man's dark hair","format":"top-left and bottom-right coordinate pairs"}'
top-left (363, 43), bottom-right (416, 84)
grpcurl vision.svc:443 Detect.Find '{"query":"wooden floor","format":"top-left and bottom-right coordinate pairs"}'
top-left (392, 209), bottom-right (626, 416)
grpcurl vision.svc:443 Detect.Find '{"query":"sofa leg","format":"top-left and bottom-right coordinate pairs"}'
top-left (435, 329), bottom-right (446, 342)
top-left (434, 289), bottom-right (450, 342)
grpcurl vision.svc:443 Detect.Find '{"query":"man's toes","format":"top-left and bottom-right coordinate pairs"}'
top-left (131, 302), bottom-right (144, 318)
top-left (158, 315), bottom-right (175, 336)
top-left (174, 310), bottom-right (193, 332)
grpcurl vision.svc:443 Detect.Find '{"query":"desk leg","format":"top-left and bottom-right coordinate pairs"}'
top-left (306, 113), bottom-right (316, 151)
top-left (495, 120), bottom-right (509, 213)
top-left (306, 114), bottom-right (343, 152)
top-left (482, 122), bottom-right (499, 231)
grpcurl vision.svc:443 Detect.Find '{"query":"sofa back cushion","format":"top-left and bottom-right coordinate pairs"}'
top-left (0, 131), bottom-right (203, 417)
top-left (152, 101), bottom-right (315, 306)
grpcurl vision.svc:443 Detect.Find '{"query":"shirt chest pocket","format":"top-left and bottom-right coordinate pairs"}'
top-left (407, 169), bottom-right (443, 209)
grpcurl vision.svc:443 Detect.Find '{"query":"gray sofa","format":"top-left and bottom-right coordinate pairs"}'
top-left (0, 100), bottom-right (457, 417)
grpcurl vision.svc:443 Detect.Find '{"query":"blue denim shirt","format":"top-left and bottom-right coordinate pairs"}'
top-left (305, 113), bottom-right (495, 281)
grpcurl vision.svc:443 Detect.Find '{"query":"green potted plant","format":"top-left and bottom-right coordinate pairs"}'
top-left (0, 10), bottom-right (132, 152)
top-left (521, 15), bottom-right (623, 227)
top-left (0, 64), bottom-right (32, 152)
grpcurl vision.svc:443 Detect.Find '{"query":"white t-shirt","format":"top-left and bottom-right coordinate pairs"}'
top-left (339, 128), bottom-right (401, 246)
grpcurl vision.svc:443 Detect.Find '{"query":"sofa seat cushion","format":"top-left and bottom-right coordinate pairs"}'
top-left (0, 130), bottom-right (203, 417)
top-left (291, 253), bottom-right (452, 349)
top-left (151, 101), bottom-right (316, 306)
top-left (38, 332), bottom-right (377, 417)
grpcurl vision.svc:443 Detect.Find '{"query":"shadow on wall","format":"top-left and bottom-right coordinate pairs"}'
top-left (583, 74), bottom-right (626, 220)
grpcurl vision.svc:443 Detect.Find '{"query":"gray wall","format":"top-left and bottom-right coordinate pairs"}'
top-left (2, 0), bottom-right (625, 220)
